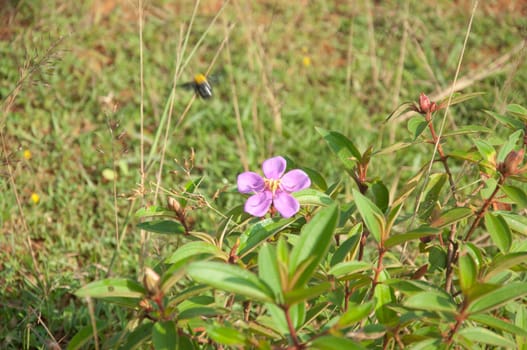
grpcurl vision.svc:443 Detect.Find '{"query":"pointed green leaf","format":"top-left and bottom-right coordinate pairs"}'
top-left (337, 300), bottom-right (375, 328)
top-left (152, 321), bottom-right (178, 350)
top-left (289, 203), bottom-right (339, 288)
top-left (459, 253), bottom-right (477, 294)
top-left (330, 224), bottom-right (362, 266)
top-left (258, 244), bottom-right (283, 302)
top-left (408, 117), bottom-right (428, 140)
top-left (457, 327), bottom-right (516, 348)
top-left (75, 278), bottom-right (146, 299)
top-left (293, 188), bottom-right (334, 207)
top-left (119, 323), bottom-right (153, 350)
top-left (468, 282), bottom-right (527, 314)
top-left (484, 110), bottom-right (524, 130)
top-left (283, 282), bottom-right (332, 305)
top-left (310, 335), bottom-right (365, 350)
top-left (384, 227), bottom-right (440, 248)
top-left (187, 261), bottom-right (274, 303)
top-left (385, 101), bottom-right (417, 122)
top-left (316, 127), bottom-right (362, 170)
top-left (206, 325), bottom-right (247, 346)
top-left (484, 252), bottom-right (527, 281)
top-left (474, 139), bottom-right (496, 164)
top-left (499, 212), bottom-right (527, 235)
top-left (238, 217), bottom-right (297, 257)
top-left (469, 314), bottom-right (527, 338)
top-left (484, 213), bottom-right (512, 253)
top-left (430, 207), bottom-right (472, 228)
top-left (404, 291), bottom-right (456, 313)
top-left (501, 185), bottom-right (527, 209)
top-left (165, 241), bottom-right (226, 265)
top-left (507, 103), bottom-right (527, 117)
top-left (328, 261), bottom-right (372, 279)
top-left (137, 220), bottom-right (185, 234)
top-left (352, 189), bottom-right (386, 243)
top-left (67, 321), bottom-right (108, 350)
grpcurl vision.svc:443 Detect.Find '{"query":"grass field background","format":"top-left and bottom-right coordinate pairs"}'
top-left (1, 0), bottom-right (526, 348)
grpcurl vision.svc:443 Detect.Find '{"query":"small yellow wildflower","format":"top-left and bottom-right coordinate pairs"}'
top-left (30, 193), bottom-right (40, 204)
top-left (23, 149), bottom-right (32, 160)
top-left (302, 56), bottom-right (311, 67)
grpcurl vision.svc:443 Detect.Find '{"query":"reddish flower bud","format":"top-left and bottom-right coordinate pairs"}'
top-left (143, 267), bottom-right (161, 295)
top-left (501, 149), bottom-right (525, 175)
top-left (419, 93), bottom-right (432, 113)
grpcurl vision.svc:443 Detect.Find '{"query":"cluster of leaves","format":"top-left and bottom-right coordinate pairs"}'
top-left (75, 97), bottom-right (527, 349)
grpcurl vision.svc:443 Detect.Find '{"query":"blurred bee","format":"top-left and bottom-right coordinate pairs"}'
top-left (181, 73), bottom-right (213, 99)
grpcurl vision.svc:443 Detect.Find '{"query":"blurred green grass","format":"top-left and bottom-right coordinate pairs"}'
top-left (0, 0), bottom-right (526, 347)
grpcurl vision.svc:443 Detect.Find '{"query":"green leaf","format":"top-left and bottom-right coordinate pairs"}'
top-left (385, 101), bottom-right (417, 122)
top-left (152, 321), bottom-right (178, 350)
top-left (337, 300), bottom-right (375, 328)
top-left (352, 189), bottom-right (386, 243)
top-left (484, 252), bottom-right (527, 281)
top-left (468, 282), bottom-right (527, 314)
top-left (457, 327), bottom-right (516, 348)
top-left (187, 261), bottom-right (274, 303)
top-left (507, 103), bottom-right (527, 117)
top-left (206, 325), bottom-right (247, 346)
top-left (316, 127), bottom-right (362, 171)
top-left (499, 212), bottom-right (527, 235)
top-left (310, 335), bottom-right (365, 350)
top-left (75, 278), bottom-right (146, 299)
top-left (404, 291), bottom-right (456, 313)
top-left (135, 206), bottom-right (174, 219)
top-left (328, 261), bottom-right (372, 278)
top-left (419, 173), bottom-right (447, 220)
top-left (293, 188), bottom-right (334, 207)
top-left (484, 213), bottom-right (512, 253)
top-left (137, 220), bottom-right (185, 234)
top-left (474, 139), bottom-right (496, 164)
top-left (258, 244), bottom-right (283, 302)
top-left (498, 130), bottom-right (523, 163)
top-left (458, 253), bottom-right (477, 294)
top-left (283, 282), bottom-right (332, 305)
top-left (442, 125), bottom-right (492, 137)
top-left (408, 116), bottom-right (428, 140)
top-left (330, 224), bottom-right (362, 266)
top-left (374, 278), bottom-right (397, 323)
top-left (384, 226), bottom-right (440, 249)
top-left (375, 142), bottom-right (413, 156)
top-left (484, 110), bottom-right (525, 130)
top-left (119, 322), bottom-right (153, 350)
top-left (469, 314), bottom-right (527, 338)
top-left (501, 185), bottom-right (527, 209)
top-left (430, 207), bottom-right (472, 228)
top-left (237, 217), bottom-right (297, 257)
top-left (165, 241), bottom-right (225, 265)
top-left (371, 181), bottom-right (390, 212)
top-left (67, 321), bottom-right (108, 350)
top-left (289, 203), bottom-right (339, 288)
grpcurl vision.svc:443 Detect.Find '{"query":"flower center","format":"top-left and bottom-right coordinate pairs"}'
top-left (264, 178), bottom-right (281, 194)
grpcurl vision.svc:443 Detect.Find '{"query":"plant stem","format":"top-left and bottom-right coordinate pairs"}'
top-left (464, 175), bottom-right (505, 241)
top-left (370, 246), bottom-right (386, 298)
top-left (425, 111), bottom-right (458, 201)
top-left (283, 305), bottom-right (302, 349)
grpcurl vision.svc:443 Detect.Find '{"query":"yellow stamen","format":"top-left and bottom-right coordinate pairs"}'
top-left (265, 178), bottom-right (281, 194)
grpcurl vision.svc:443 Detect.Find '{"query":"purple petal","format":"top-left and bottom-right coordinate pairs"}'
top-left (280, 169), bottom-right (311, 193)
top-left (244, 191), bottom-right (272, 217)
top-left (237, 172), bottom-right (265, 193)
top-left (262, 156), bottom-right (286, 179)
top-left (273, 191), bottom-right (300, 218)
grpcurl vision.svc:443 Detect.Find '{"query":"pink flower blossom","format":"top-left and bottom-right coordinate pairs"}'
top-left (237, 156), bottom-right (311, 218)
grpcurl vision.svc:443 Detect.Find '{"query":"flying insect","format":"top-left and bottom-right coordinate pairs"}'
top-left (181, 73), bottom-right (213, 99)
